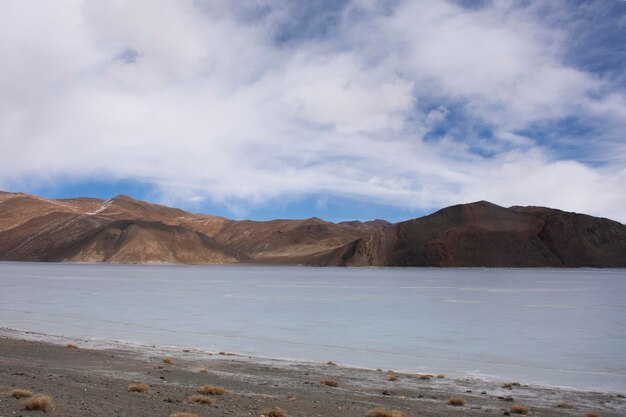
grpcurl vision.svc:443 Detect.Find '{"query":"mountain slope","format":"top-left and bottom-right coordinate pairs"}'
top-left (0, 192), bottom-right (382, 264)
top-left (0, 192), bottom-right (241, 263)
top-left (1, 192), bottom-right (624, 267)
top-left (310, 201), bottom-right (626, 267)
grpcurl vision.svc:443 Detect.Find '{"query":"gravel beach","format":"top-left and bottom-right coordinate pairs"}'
top-left (1, 329), bottom-right (624, 417)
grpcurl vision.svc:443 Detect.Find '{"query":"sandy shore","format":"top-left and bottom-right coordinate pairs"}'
top-left (0, 329), bottom-right (624, 417)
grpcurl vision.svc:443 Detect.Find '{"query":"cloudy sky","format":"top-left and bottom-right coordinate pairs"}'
top-left (1, 0), bottom-right (625, 222)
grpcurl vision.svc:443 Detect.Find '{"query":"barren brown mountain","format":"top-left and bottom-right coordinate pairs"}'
top-left (310, 201), bottom-right (626, 267)
top-left (0, 191), bottom-right (624, 267)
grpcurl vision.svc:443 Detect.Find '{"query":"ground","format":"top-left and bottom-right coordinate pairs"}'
top-left (0, 331), bottom-right (624, 417)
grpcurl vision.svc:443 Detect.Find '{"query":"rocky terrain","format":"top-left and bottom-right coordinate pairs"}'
top-left (1, 191), bottom-right (625, 267)
top-left (312, 201), bottom-right (626, 267)
top-left (1, 330), bottom-right (624, 417)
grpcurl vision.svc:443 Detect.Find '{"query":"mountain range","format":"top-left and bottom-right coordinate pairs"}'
top-left (0, 191), bottom-right (624, 267)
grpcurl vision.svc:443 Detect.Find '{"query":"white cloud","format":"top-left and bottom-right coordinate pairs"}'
top-left (0, 0), bottom-right (625, 222)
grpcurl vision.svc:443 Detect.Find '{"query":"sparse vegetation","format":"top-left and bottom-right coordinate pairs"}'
top-left (170, 413), bottom-right (199, 417)
top-left (197, 384), bottom-right (227, 395)
top-left (366, 406), bottom-right (406, 417)
top-left (259, 407), bottom-right (286, 417)
top-left (503, 382), bottom-right (521, 389)
top-left (11, 389), bottom-right (33, 398)
top-left (162, 357), bottom-right (174, 365)
top-left (189, 395), bottom-right (213, 405)
top-left (419, 374), bottom-right (432, 380)
top-left (128, 383), bottom-right (149, 393)
top-left (320, 379), bottom-right (339, 387)
top-left (387, 374), bottom-right (398, 381)
top-left (23, 394), bottom-right (53, 412)
top-left (198, 367), bottom-right (209, 373)
top-left (556, 402), bottom-right (574, 409)
top-left (447, 397), bottom-right (466, 406)
top-left (327, 361), bottom-right (337, 366)
top-left (436, 374), bottom-right (445, 379)
top-left (510, 405), bottom-right (529, 414)
top-left (586, 414), bottom-right (601, 417)
top-left (66, 343), bottom-right (78, 349)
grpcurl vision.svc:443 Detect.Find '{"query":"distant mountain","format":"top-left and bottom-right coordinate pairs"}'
top-left (0, 191), bottom-right (624, 267)
top-left (309, 201), bottom-right (626, 267)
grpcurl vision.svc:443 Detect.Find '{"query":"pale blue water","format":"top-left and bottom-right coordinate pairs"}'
top-left (1, 262), bottom-right (625, 391)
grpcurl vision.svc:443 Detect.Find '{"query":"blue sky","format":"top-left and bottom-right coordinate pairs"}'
top-left (1, 0), bottom-right (625, 222)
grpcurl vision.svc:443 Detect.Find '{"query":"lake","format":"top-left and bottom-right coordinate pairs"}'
top-left (1, 262), bottom-right (624, 391)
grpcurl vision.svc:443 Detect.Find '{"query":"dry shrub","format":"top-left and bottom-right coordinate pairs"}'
top-left (586, 414), bottom-right (601, 417)
top-left (366, 406), bottom-right (406, 417)
top-left (11, 389), bottom-right (33, 398)
top-left (259, 406), bottom-right (286, 417)
top-left (503, 382), bottom-right (521, 389)
top-left (182, 349), bottom-right (191, 352)
top-left (128, 383), bottom-right (149, 393)
top-left (198, 367), bottom-right (209, 373)
top-left (387, 374), bottom-right (398, 381)
top-left (66, 343), bottom-right (79, 349)
top-left (556, 402), bottom-right (574, 409)
top-left (327, 361), bottom-right (337, 366)
top-left (197, 385), bottom-right (227, 395)
top-left (189, 395), bottom-right (213, 405)
top-left (436, 374), bottom-right (445, 379)
top-left (23, 394), bottom-right (53, 412)
top-left (447, 397), bottom-right (466, 406)
top-left (419, 374), bottom-right (432, 380)
top-left (170, 413), bottom-right (199, 417)
top-left (320, 379), bottom-right (338, 387)
top-left (510, 405), bottom-right (529, 414)
top-left (218, 352), bottom-right (226, 355)
top-left (162, 357), bottom-right (174, 365)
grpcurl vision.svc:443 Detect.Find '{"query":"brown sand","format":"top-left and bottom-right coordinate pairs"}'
top-left (0, 332), bottom-right (624, 416)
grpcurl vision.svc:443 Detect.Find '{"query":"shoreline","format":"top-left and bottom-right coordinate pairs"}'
top-left (1, 327), bottom-right (621, 395)
top-left (1, 328), bottom-right (624, 417)
top-left (4, 260), bottom-right (626, 269)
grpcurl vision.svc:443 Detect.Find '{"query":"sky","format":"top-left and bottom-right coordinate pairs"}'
top-left (0, 0), bottom-right (625, 223)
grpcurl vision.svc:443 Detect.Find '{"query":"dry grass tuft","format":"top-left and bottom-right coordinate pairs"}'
top-left (259, 406), bottom-right (286, 417)
top-left (218, 352), bottom-right (226, 355)
top-left (447, 397), bottom-right (466, 406)
top-left (170, 413), bottom-right (199, 417)
top-left (128, 383), bottom-right (149, 393)
top-left (502, 382), bottom-right (521, 389)
top-left (23, 394), bottom-right (53, 412)
top-left (198, 367), bottom-right (209, 373)
top-left (556, 402), bottom-right (574, 409)
top-left (436, 374), bottom-right (445, 379)
top-left (586, 414), bottom-right (602, 417)
top-left (419, 374), bottom-right (432, 380)
top-left (387, 374), bottom-right (398, 381)
top-left (197, 385), bottom-right (227, 395)
top-left (162, 357), bottom-right (174, 365)
top-left (510, 405), bottom-right (529, 414)
top-left (11, 389), bottom-right (33, 398)
top-left (189, 395), bottom-right (213, 405)
top-left (326, 361), bottom-right (337, 366)
top-left (366, 406), bottom-right (406, 417)
top-left (66, 343), bottom-right (79, 349)
top-left (320, 379), bottom-right (339, 387)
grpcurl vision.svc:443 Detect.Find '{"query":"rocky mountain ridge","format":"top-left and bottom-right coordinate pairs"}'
top-left (1, 191), bottom-right (624, 267)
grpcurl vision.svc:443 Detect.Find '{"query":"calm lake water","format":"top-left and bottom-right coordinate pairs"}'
top-left (1, 262), bottom-right (625, 391)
